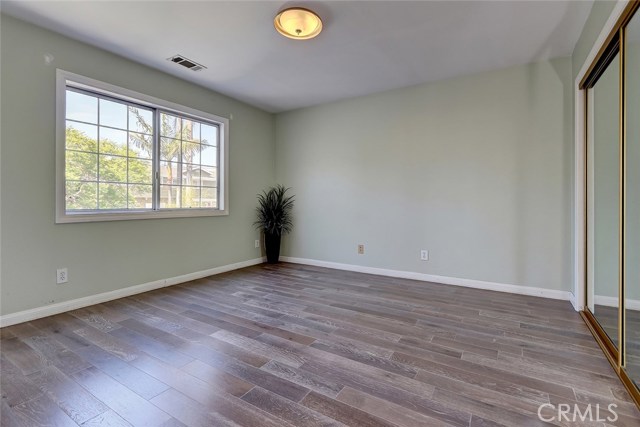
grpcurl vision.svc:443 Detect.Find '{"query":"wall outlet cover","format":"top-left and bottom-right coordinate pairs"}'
top-left (56, 268), bottom-right (68, 284)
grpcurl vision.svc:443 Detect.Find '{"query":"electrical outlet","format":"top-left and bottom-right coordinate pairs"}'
top-left (255, 239), bottom-right (260, 248)
top-left (420, 250), bottom-right (429, 261)
top-left (56, 268), bottom-right (68, 284)
top-left (358, 244), bottom-right (365, 255)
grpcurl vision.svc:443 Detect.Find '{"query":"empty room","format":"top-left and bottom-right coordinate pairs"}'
top-left (3, 0), bottom-right (640, 426)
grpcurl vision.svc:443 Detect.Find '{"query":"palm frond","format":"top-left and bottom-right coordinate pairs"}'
top-left (254, 185), bottom-right (295, 236)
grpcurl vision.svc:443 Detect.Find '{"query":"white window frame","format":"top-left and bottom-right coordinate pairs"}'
top-left (56, 69), bottom-right (229, 223)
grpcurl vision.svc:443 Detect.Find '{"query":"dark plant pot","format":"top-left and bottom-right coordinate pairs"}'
top-left (265, 232), bottom-right (281, 264)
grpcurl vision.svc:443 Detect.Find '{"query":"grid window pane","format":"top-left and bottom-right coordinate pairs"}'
top-left (66, 90), bottom-right (97, 124)
top-left (66, 181), bottom-right (97, 210)
top-left (66, 121), bottom-right (98, 151)
top-left (99, 98), bottom-right (127, 129)
top-left (128, 106), bottom-right (153, 134)
top-left (160, 185), bottom-right (181, 209)
top-left (183, 141), bottom-right (201, 164)
top-left (160, 161), bottom-right (180, 185)
top-left (182, 187), bottom-right (200, 208)
top-left (201, 124), bottom-right (217, 146)
top-left (98, 183), bottom-right (128, 209)
top-left (201, 144), bottom-right (217, 166)
top-left (128, 184), bottom-right (152, 209)
top-left (182, 119), bottom-right (200, 142)
top-left (201, 187), bottom-right (217, 208)
top-left (192, 121), bottom-right (201, 142)
top-left (192, 168), bottom-right (204, 187)
top-left (128, 132), bottom-right (152, 159)
top-left (99, 127), bottom-right (127, 155)
top-left (181, 164), bottom-right (199, 186)
top-left (66, 151), bottom-right (97, 181)
top-left (200, 166), bottom-right (217, 188)
top-left (128, 158), bottom-right (153, 184)
top-left (99, 155), bottom-right (127, 183)
top-left (161, 113), bottom-right (181, 138)
top-left (160, 138), bottom-right (180, 161)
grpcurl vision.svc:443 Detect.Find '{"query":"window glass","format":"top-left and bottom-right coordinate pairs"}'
top-left (158, 112), bottom-right (219, 209)
top-left (59, 75), bottom-right (227, 222)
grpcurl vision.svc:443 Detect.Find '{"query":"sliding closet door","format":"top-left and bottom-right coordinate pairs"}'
top-left (625, 11), bottom-right (640, 387)
top-left (587, 50), bottom-right (620, 348)
top-left (581, 2), bottom-right (640, 408)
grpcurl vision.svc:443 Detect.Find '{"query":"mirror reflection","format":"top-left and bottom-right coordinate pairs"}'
top-left (626, 13), bottom-right (640, 386)
top-left (588, 51), bottom-right (620, 346)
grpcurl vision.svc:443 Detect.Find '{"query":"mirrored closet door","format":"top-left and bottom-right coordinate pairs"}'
top-left (582, 0), bottom-right (640, 408)
top-left (587, 49), bottom-right (620, 350)
top-left (625, 8), bottom-right (640, 391)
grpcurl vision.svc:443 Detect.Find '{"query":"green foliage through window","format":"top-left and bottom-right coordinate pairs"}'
top-left (65, 127), bottom-right (152, 210)
top-left (64, 87), bottom-right (220, 213)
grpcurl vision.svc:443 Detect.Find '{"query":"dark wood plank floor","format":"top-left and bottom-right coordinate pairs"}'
top-left (2, 263), bottom-right (640, 426)
top-left (592, 304), bottom-right (640, 389)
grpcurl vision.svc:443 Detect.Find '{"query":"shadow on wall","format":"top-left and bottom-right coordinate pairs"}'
top-left (515, 57), bottom-right (573, 290)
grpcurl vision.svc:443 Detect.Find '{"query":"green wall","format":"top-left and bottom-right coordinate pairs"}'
top-left (276, 58), bottom-right (574, 291)
top-left (0, 15), bottom-right (275, 315)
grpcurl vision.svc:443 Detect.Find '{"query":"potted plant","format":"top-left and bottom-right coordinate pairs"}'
top-left (254, 185), bottom-right (294, 263)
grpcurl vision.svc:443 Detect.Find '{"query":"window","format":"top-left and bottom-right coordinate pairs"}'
top-left (158, 112), bottom-right (219, 209)
top-left (56, 70), bottom-right (228, 222)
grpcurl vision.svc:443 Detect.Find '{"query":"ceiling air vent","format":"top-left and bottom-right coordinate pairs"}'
top-left (168, 54), bottom-right (206, 71)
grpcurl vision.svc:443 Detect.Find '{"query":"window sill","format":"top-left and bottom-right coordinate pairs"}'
top-left (55, 208), bottom-right (229, 223)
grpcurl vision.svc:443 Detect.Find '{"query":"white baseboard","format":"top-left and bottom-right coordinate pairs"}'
top-left (594, 295), bottom-right (640, 311)
top-left (280, 256), bottom-right (573, 302)
top-left (569, 292), bottom-right (579, 311)
top-left (595, 295), bottom-right (619, 309)
top-left (0, 257), bottom-right (265, 328)
top-left (3, 255), bottom-right (579, 328)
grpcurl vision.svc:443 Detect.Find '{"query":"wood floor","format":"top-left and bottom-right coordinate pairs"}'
top-left (592, 304), bottom-right (640, 388)
top-left (2, 263), bottom-right (640, 427)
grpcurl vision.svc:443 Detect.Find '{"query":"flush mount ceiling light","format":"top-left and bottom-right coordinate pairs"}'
top-left (274, 7), bottom-right (323, 40)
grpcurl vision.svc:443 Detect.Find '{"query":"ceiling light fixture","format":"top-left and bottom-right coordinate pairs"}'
top-left (274, 7), bottom-right (323, 40)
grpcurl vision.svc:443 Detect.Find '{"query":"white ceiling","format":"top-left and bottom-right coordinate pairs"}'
top-left (2, 1), bottom-right (594, 113)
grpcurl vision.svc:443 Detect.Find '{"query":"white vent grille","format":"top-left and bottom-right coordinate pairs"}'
top-left (167, 54), bottom-right (206, 71)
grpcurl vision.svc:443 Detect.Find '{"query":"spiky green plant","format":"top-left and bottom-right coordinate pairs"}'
top-left (254, 185), bottom-right (294, 236)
